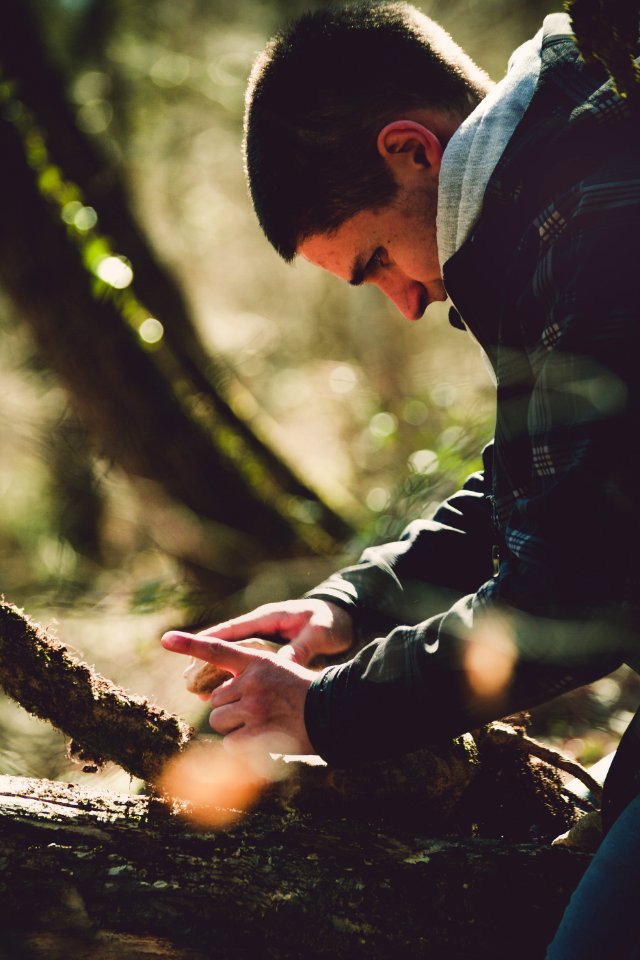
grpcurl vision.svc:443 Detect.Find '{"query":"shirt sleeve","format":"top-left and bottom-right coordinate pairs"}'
top-left (305, 442), bottom-right (495, 644)
top-left (305, 178), bottom-right (640, 767)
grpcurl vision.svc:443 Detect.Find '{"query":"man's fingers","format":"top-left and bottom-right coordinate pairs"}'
top-left (161, 631), bottom-right (259, 674)
top-left (276, 643), bottom-right (297, 663)
top-left (276, 638), bottom-right (314, 666)
top-left (198, 608), bottom-right (292, 642)
top-left (209, 701), bottom-right (244, 736)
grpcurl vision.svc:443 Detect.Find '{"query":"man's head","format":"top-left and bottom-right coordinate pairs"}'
top-left (243, 1), bottom-right (491, 318)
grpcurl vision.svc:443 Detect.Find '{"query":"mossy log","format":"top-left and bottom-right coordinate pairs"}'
top-left (0, 774), bottom-right (591, 960)
top-left (0, 600), bottom-right (193, 782)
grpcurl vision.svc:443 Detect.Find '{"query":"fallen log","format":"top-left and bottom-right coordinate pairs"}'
top-left (0, 774), bottom-right (590, 960)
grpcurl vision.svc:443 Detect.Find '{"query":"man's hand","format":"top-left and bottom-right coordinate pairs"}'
top-left (161, 631), bottom-right (317, 755)
top-left (197, 598), bottom-right (354, 667)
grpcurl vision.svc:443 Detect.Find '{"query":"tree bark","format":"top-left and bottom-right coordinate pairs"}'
top-left (0, 774), bottom-right (591, 960)
top-left (0, 0), bottom-right (352, 546)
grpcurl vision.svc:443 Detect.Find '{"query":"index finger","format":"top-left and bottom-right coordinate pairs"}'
top-left (161, 632), bottom-right (260, 675)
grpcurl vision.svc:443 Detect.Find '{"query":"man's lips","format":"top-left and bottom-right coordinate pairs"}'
top-left (417, 285), bottom-right (429, 317)
top-left (415, 279), bottom-right (447, 319)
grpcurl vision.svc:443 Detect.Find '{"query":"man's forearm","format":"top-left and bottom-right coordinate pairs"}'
top-left (306, 450), bottom-right (495, 644)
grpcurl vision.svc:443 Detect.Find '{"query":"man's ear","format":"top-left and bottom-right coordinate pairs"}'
top-left (376, 120), bottom-right (443, 180)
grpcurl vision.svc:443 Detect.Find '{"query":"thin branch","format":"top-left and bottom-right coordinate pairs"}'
top-left (484, 722), bottom-right (603, 804)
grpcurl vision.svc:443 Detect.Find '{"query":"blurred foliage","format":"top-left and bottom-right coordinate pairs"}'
top-left (3, 0), bottom-right (637, 787)
top-left (565, 0), bottom-right (640, 99)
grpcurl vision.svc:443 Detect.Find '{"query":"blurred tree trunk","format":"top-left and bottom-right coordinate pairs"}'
top-left (0, 0), bottom-right (352, 593)
top-left (0, 108), bottom-right (341, 588)
top-left (46, 410), bottom-right (106, 567)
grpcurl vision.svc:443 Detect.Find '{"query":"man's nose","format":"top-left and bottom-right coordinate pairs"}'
top-left (376, 275), bottom-right (424, 321)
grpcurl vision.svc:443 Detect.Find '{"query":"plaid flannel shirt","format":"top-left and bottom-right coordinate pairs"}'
top-left (304, 20), bottom-right (640, 766)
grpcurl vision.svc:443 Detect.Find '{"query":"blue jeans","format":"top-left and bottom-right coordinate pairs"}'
top-left (545, 794), bottom-right (640, 958)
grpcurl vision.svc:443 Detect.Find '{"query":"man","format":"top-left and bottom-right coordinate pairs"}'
top-left (162, 6), bottom-right (640, 947)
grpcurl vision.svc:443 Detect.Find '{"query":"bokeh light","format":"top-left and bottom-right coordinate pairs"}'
top-left (328, 364), bottom-right (357, 395)
top-left (408, 449), bottom-right (439, 475)
top-left (465, 616), bottom-right (517, 705)
top-left (369, 411), bottom-right (398, 440)
top-left (366, 487), bottom-right (390, 512)
top-left (138, 317), bottom-right (164, 345)
top-left (96, 256), bottom-right (133, 289)
top-left (159, 735), bottom-right (293, 829)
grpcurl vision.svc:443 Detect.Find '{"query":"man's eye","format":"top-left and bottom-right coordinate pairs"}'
top-left (369, 247), bottom-right (388, 271)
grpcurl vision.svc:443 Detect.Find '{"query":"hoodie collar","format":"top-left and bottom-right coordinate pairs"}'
top-left (435, 19), bottom-right (573, 269)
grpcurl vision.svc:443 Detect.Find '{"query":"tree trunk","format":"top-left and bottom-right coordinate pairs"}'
top-left (0, 0), bottom-right (352, 593)
top-left (0, 774), bottom-right (590, 960)
top-left (2, 0), bottom-right (353, 540)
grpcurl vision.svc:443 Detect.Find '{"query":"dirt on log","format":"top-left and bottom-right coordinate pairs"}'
top-left (0, 774), bottom-right (591, 960)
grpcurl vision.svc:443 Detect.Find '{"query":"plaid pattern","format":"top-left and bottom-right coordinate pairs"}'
top-left (537, 208), bottom-right (567, 243)
top-left (305, 22), bottom-right (640, 766)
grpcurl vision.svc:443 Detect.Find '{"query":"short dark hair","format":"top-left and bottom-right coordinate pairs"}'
top-left (243, 1), bottom-right (490, 261)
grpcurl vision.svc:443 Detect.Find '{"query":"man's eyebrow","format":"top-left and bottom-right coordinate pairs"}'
top-left (349, 254), bottom-right (367, 287)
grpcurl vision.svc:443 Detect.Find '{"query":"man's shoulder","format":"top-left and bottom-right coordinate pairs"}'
top-left (488, 26), bottom-right (639, 218)
top-left (533, 16), bottom-right (636, 137)
top-left (535, 12), bottom-right (607, 112)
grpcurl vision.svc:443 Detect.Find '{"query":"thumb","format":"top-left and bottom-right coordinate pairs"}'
top-left (276, 635), bottom-right (314, 666)
top-left (161, 631), bottom-right (257, 676)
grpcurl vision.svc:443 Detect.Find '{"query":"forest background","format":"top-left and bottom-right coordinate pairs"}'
top-left (1, 0), bottom-right (637, 796)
